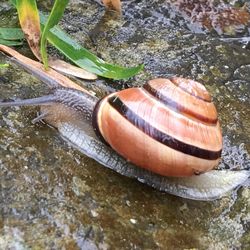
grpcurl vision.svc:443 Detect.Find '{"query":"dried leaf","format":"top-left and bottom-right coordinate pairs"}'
top-left (49, 59), bottom-right (97, 80)
top-left (102, 0), bottom-right (121, 13)
top-left (169, 0), bottom-right (250, 35)
top-left (211, 7), bottom-right (250, 35)
top-left (0, 44), bottom-right (89, 93)
top-left (16, 0), bottom-right (41, 59)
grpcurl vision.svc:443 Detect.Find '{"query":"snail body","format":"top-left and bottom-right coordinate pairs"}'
top-left (0, 76), bottom-right (248, 200)
top-left (58, 122), bottom-right (248, 201)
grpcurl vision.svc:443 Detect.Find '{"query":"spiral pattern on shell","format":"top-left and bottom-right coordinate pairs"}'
top-left (93, 78), bottom-right (223, 177)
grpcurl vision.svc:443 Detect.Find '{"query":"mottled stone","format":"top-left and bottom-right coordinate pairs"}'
top-left (0, 0), bottom-right (249, 249)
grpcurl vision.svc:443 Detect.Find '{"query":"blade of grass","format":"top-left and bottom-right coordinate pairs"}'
top-left (40, 13), bottom-right (143, 79)
top-left (10, 0), bottom-right (143, 79)
top-left (0, 28), bottom-right (24, 40)
top-left (0, 63), bottom-right (9, 68)
top-left (11, 0), bottom-right (96, 79)
top-left (40, 0), bottom-right (69, 69)
top-left (16, 0), bottom-right (41, 59)
top-left (0, 38), bottom-right (23, 46)
top-left (10, 0), bottom-right (17, 5)
top-left (10, 0), bottom-right (97, 79)
top-left (0, 27), bottom-right (24, 46)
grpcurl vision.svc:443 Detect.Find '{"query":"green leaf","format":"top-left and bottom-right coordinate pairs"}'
top-left (10, 0), bottom-right (17, 5)
top-left (0, 27), bottom-right (24, 40)
top-left (0, 63), bottom-right (9, 68)
top-left (0, 38), bottom-right (23, 46)
top-left (40, 14), bottom-right (143, 79)
top-left (10, 0), bottom-right (143, 79)
top-left (0, 27), bottom-right (23, 46)
top-left (40, 0), bottom-right (69, 69)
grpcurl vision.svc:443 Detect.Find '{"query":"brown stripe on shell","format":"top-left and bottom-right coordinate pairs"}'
top-left (116, 87), bottom-right (222, 152)
top-left (107, 95), bottom-right (221, 160)
top-left (92, 97), bottom-right (110, 145)
top-left (143, 78), bottom-right (218, 125)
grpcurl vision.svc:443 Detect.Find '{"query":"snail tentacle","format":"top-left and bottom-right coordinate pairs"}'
top-left (32, 112), bottom-right (49, 124)
top-left (0, 87), bottom-right (98, 122)
top-left (0, 94), bottom-right (56, 107)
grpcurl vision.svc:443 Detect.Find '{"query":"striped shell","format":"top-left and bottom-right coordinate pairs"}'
top-left (93, 78), bottom-right (223, 177)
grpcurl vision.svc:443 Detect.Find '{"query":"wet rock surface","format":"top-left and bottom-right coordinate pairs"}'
top-left (0, 0), bottom-right (249, 249)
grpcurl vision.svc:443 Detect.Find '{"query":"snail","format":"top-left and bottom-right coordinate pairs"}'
top-left (0, 50), bottom-right (249, 200)
top-left (2, 76), bottom-right (223, 177)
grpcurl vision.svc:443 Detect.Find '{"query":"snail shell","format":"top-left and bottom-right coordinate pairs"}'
top-left (93, 78), bottom-right (223, 177)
